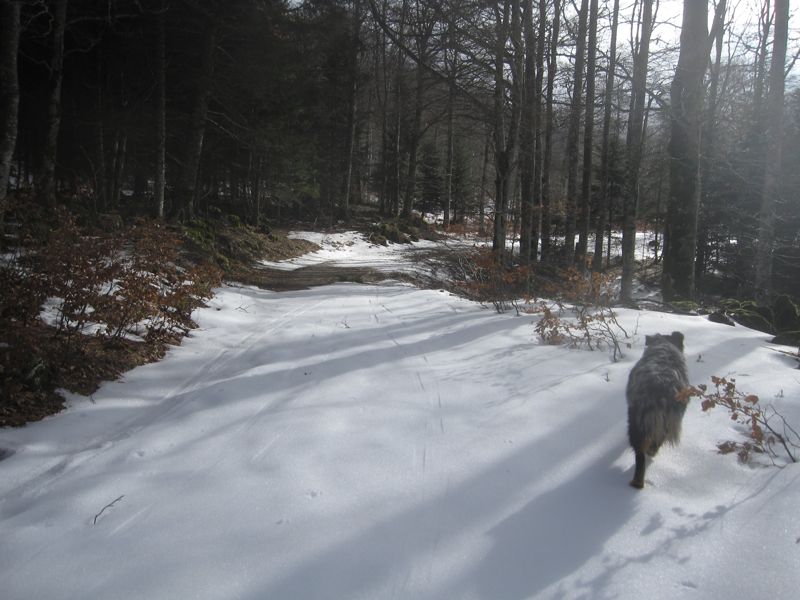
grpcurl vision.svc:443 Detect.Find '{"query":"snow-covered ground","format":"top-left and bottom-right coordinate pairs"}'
top-left (259, 230), bottom-right (445, 272)
top-left (1, 232), bottom-right (798, 599)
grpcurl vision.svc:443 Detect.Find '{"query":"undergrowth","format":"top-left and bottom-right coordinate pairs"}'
top-left (448, 249), bottom-right (629, 360)
top-left (1, 205), bottom-right (222, 426)
top-left (682, 376), bottom-right (799, 465)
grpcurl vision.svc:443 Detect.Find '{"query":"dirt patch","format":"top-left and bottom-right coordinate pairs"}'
top-left (233, 261), bottom-right (412, 291)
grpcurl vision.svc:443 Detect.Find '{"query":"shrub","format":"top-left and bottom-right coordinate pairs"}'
top-left (451, 247), bottom-right (531, 313)
top-left (1, 210), bottom-right (222, 426)
top-left (533, 302), bottom-right (628, 362)
top-left (683, 376), bottom-right (799, 464)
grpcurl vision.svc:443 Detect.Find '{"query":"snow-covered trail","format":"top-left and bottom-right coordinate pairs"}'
top-left (1, 275), bottom-right (799, 599)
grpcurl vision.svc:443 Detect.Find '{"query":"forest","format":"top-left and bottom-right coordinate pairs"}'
top-left (1, 0), bottom-right (798, 292)
top-left (3, 4), bottom-right (800, 596)
top-left (0, 1), bottom-right (799, 420)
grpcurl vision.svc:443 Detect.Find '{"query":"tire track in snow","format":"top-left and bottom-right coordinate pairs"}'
top-left (0, 297), bottom-right (327, 517)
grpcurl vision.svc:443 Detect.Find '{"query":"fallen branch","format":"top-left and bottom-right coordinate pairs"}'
top-left (93, 495), bottom-right (125, 525)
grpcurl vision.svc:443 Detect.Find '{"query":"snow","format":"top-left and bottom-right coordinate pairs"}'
top-left (1, 232), bottom-right (799, 600)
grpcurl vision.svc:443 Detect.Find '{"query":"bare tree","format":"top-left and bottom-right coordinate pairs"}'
top-left (620, 0), bottom-right (653, 303)
top-left (540, 0), bottom-right (561, 262)
top-left (155, 3), bottom-right (166, 218)
top-left (592, 0), bottom-right (620, 272)
top-left (491, 0), bottom-right (523, 263)
top-left (576, 0), bottom-right (598, 265)
top-left (662, 0), bottom-right (726, 301)
top-left (0, 0), bottom-right (21, 224)
top-left (36, 0), bottom-right (69, 208)
top-left (172, 7), bottom-right (219, 220)
top-left (519, 0), bottom-right (537, 264)
top-left (563, 0), bottom-right (589, 263)
top-left (754, 0), bottom-right (790, 299)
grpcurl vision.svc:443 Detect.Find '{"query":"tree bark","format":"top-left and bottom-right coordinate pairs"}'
top-left (172, 14), bottom-right (219, 221)
top-left (697, 0), bottom-right (727, 283)
top-left (343, 0), bottom-right (363, 220)
top-left (1, 0), bottom-right (21, 225)
top-left (518, 0), bottom-right (536, 264)
top-left (37, 0), bottom-right (68, 208)
top-left (540, 0), bottom-right (560, 262)
top-left (562, 0), bottom-right (588, 263)
top-left (402, 4), bottom-right (434, 220)
top-left (662, 0), bottom-right (709, 301)
top-left (592, 0), bottom-right (619, 272)
top-left (754, 0), bottom-right (789, 299)
top-left (155, 4), bottom-right (167, 219)
top-left (576, 0), bottom-right (598, 265)
top-left (530, 0), bottom-right (546, 263)
top-left (620, 0), bottom-right (653, 302)
top-left (491, 0), bottom-right (523, 264)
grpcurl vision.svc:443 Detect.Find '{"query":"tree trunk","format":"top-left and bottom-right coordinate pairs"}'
top-left (592, 0), bottom-right (619, 272)
top-left (155, 5), bottom-right (167, 219)
top-left (343, 0), bottom-right (362, 220)
top-left (576, 0), bottom-right (598, 265)
top-left (518, 0), bottom-right (536, 264)
top-left (403, 10), bottom-right (433, 220)
top-left (754, 0), bottom-right (789, 299)
top-left (562, 0), bottom-right (588, 263)
top-left (540, 0), bottom-right (560, 262)
top-left (0, 0), bottom-right (21, 225)
top-left (403, 58), bottom-right (425, 219)
top-left (530, 0), bottom-right (546, 263)
top-left (491, 0), bottom-right (523, 264)
top-left (620, 0), bottom-right (653, 302)
top-left (697, 0), bottom-right (727, 283)
top-left (37, 0), bottom-right (68, 208)
top-left (173, 15), bottom-right (218, 221)
top-left (443, 14), bottom-right (456, 230)
top-left (444, 85), bottom-right (454, 229)
top-left (662, 1), bottom-right (709, 301)
top-left (478, 131), bottom-right (490, 237)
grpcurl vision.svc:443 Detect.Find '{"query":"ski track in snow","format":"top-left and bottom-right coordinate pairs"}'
top-left (1, 230), bottom-right (799, 600)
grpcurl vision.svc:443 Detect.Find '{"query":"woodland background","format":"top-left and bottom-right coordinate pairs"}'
top-left (1, 0), bottom-right (798, 299)
top-left (1, 1), bottom-right (799, 422)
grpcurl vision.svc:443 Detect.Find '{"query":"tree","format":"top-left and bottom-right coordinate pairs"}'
top-left (620, 0), bottom-right (653, 303)
top-left (540, 0), bottom-right (561, 262)
top-left (0, 0), bottom-right (21, 225)
top-left (754, 0), bottom-right (790, 299)
top-left (518, 0), bottom-right (537, 264)
top-left (171, 5), bottom-right (220, 220)
top-left (575, 0), bottom-right (598, 264)
top-left (563, 0), bottom-right (589, 263)
top-left (592, 0), bottom-right (620, 272)
top-left (36, 0), bottom-right (68, 208)
top-left (155, 3), bottom-right (166, 219)
top-left (662, 0), bottom-right (725, 301)
top-left (491, 0), bottom-right (523, 263)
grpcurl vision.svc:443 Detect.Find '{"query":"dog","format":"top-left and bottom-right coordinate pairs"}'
top-left (626, 331), bottom-right (689, 489)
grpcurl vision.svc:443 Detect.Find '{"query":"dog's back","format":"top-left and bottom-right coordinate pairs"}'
top-left (626, 331), bottom-right (689, 488)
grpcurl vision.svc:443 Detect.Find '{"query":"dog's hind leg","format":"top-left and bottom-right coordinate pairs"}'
top-left (630, 449), bottom-right (646, 489)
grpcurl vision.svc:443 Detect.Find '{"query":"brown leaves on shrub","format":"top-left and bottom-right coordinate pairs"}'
top-left (1, 211), bottom-right (221, 426)
top-left (533, 302), bottom-right (628, 362)
top-left (451, 248), bottom-right (531, 313)
top-left (685, 376), bottom-right (799, 464)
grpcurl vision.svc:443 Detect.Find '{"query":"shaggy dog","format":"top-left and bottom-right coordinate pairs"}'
top-left (626, 332), bottom-right (689, 489)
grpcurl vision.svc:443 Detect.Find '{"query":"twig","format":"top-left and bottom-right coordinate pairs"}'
top-left (93, 495), bottom-right (125, 525)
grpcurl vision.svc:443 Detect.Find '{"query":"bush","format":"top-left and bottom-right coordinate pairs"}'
top-left (533, 302), bottom-right (628, 362)
top-left (451, 247), bottom-right (531, 313)
top-left (683, 376), bottom-right (799, 464)
top-left (0, 210), bottom-right (222, 426)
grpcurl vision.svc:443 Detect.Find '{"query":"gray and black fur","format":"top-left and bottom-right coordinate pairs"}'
top-left (626, 331), bottom-right (689, 489)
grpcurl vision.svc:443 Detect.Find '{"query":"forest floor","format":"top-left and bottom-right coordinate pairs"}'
top-left (1, 229), bottom-right (799, 599)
